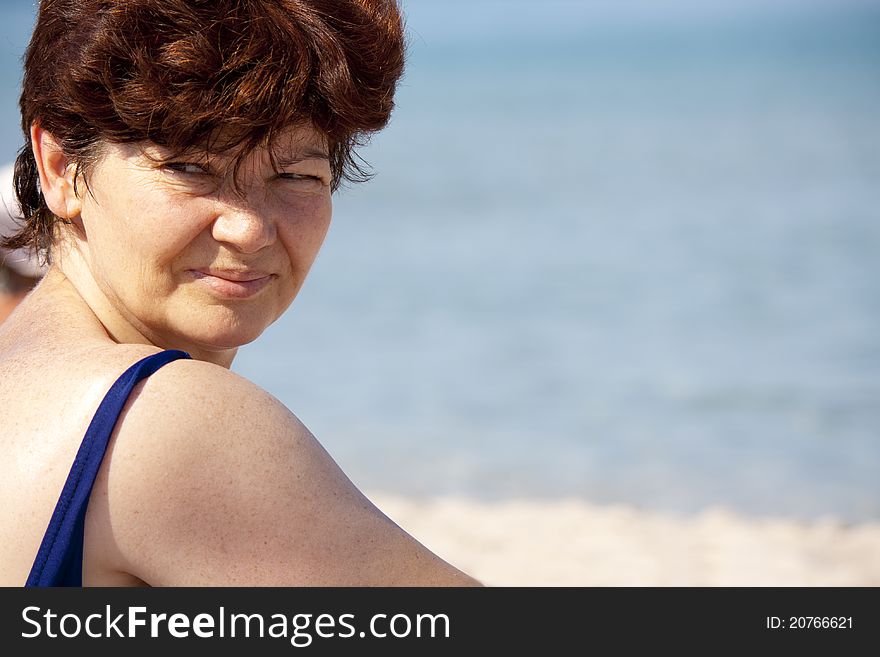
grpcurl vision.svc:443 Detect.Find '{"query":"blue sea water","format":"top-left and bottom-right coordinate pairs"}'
top-left (1, 1), bottom-right (878, 521)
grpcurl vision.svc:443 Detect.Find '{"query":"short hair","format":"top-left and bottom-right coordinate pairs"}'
top-left (1, 0), bottom-right (405, 258)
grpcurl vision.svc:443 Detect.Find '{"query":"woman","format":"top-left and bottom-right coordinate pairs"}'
top-left (0, 0), bottom-right (479, 586)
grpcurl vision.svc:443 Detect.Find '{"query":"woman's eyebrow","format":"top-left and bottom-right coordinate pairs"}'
top-left (276, 147), bottom-right (330, 164)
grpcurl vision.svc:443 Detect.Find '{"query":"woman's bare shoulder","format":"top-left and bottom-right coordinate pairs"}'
top-left (95, 355), bottom-right (480, 587)
top-left (114, 353), bottom-right (298, 438)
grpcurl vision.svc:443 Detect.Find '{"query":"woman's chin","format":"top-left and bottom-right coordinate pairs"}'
top-left (166, 310), bottom-right (276, 354)
top-left (195, 324), bottom-right (269, 351)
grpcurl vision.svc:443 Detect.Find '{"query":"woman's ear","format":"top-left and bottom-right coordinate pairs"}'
top-left (30, 122), bottom-right (82, 220)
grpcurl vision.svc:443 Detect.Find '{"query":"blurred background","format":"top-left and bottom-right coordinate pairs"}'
top-left (1, 0), bottom-right (877, 524)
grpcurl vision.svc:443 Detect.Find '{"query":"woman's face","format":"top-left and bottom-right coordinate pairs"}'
top-left (73, 125), bottom-right (333, 359)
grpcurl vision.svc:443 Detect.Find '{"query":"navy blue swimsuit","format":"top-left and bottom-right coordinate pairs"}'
top-left (25, 349), bottom-right (191, 587)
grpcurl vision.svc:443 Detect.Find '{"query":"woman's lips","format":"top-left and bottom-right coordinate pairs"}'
top-left (189, 269), bottom-right (275, 298)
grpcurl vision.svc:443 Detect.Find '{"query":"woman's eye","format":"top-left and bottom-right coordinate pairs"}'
top-left (165, 162), bottom-right (208, 175)
top-left (278, 173), bottom-right (327, 190)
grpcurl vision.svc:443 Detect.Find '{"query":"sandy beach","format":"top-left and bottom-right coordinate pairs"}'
top-left (370, 493), bottom-right (880, 586)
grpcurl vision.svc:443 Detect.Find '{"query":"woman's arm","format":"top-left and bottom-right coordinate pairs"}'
top-left (88, 357), bottom-right (480, 586)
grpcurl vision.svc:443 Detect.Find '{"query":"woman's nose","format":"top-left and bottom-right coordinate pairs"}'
top-left (210, 201), bottom-right (277, 254)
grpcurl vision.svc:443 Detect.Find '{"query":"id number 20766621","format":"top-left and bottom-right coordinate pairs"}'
top-left (766, 617), bottom-right (852, 629)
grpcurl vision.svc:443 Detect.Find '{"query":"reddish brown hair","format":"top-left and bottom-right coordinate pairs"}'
top-left (2, 0), bottom-right (405, 256)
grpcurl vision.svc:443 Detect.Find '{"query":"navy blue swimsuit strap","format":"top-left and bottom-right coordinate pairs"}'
top-left (25, 349), bottom-right (191, 587)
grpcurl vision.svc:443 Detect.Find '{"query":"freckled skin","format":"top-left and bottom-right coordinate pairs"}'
top-left (0, 125), bottom-right (480, 586)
